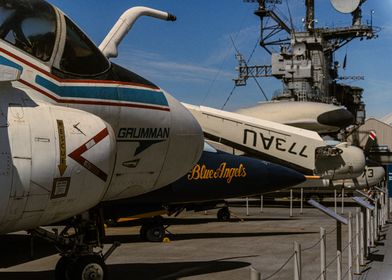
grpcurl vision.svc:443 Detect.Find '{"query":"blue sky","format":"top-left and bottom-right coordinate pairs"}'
top-left (47, 0), bottom-right (391, 118)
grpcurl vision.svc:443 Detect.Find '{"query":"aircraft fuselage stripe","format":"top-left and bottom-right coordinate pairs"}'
top-left (19, 79), bottom-right (171, 112)
top-left (0, 55), bottom-right (23, 71)
top-left (0, 47), bottom-right (170, 111)
top-left (35, 76), bottom-right (169, 107)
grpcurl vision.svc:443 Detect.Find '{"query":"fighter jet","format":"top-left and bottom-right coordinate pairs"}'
top-left (333, 133), bottom-right (383, 188)
top-left (0, 1), bottom-right (204, 279)
top-left (287, 132), bottom-right (385, 200)
top-left (102, 142), bottom-right (306, 242)
top-left (185, 104), bottom-right (366, 180)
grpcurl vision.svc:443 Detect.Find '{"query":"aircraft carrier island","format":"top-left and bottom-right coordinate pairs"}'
top-left (0, 0), bottom-right (390, 279)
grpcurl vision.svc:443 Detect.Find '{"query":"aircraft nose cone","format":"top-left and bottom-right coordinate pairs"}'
top-left (317, 108), bottom-right (354, 128)
top-left (267, 163), bottom-right (306, 189)
top-left (154, 93), bottom-right (204, 187)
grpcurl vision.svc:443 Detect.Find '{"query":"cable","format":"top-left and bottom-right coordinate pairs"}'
top-left (221, 0), bottom-right (285, 109)
top-left (263, 252), bottom-right (295, 280)
top-left (253, 76), bottom-right (269, 101)
top-left (342, 268), bottom-right (349, 280)
top-left (326, 253), bottom-right (339, 269)
top-left (202, 6), bottom-right (252, 105)
top-left (285, 0), bottom-right (296, 41)
top-left (342, 241), bottom-right (350, 252)
top-left (327, 226), bottom-right (338, 234)
top-left (301, 237), bottom-right (322, 252)
top-left (312, 271), bottom-right (323, 280)
top-left (223, 35), bottom-right (269, 108)
top-left (247, 34), bottom-right (261, 64)
top-left (274, 5), bottom-right (290, 24)
top-left (202, 62), bottom-right (227, 105)
top-left (221, 85), bottom-right (237, 110)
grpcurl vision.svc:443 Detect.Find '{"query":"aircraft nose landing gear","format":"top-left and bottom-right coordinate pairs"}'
top-left (73, 255), bottom-right (107, 280)
top-left (217, 207), bottom-right (231, 222)
top-left (55, 254), bottom-right (108, 280)
top-left (31, 209), bottom-right (120, 280)
top-left (140, 216), bottom-right (166, 242)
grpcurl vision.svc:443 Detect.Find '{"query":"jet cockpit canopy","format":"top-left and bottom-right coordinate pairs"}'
top-left (0, 0), bottom-right (110, 76)
top-left (0, 0), bottom-right (56, 61)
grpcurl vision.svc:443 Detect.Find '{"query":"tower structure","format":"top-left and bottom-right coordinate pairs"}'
top-left (236, 0), bottom-right (378, 126)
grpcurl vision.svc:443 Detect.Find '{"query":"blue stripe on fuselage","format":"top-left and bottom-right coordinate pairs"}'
top-left (0, 55), bottom-right (23, 71)
top-left (35, 76), bottom-right (168, 107)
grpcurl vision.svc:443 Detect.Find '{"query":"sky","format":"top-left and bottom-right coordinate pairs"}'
top-left (47, 0), bottom-right (392, 119)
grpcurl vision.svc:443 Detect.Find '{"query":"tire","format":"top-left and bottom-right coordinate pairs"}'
top-left (140, 217), bottom-right (164, 241)
top-left (55, 256), bottom-right (71, 280)
top-left (145, 224), bottom-right (165, 242)
top-left (217, 207), bottom-right (231, 222)
top-left (71, 255), bottom-right (107, 280)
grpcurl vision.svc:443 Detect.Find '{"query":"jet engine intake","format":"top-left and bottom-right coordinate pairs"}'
top-left (0, 102), bottom-right (116, 234)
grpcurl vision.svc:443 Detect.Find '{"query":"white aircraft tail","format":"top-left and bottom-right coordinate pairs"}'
top-left (184, 104), bottom-right (327, 174)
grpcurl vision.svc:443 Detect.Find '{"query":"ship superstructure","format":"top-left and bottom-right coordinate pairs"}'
top-left (234, 0), bottom-right (379, 128)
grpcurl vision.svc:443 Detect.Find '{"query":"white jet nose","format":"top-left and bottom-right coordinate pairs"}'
top-left (317, 142), bottom-right (366, 180)
top-left (332, 143), bottom-right (365, 179)
top-left (154, 92), bottom-right (204, 187)
top-left (341, 144), bottom-right (366, 178)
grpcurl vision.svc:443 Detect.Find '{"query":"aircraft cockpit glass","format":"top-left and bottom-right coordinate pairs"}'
top-left (0, 0), bottom-right (56, 61)
top-left (59, 17), bottom-right (109, 76)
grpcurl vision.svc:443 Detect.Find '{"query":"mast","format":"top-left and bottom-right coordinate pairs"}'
top-left (305, 0), bottom-right (315, 31)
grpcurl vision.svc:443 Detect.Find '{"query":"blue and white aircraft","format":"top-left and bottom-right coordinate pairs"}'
top-left (0, 1), bottom-right (203, 279)
top-left (102, 142), bottom-right (306, 242)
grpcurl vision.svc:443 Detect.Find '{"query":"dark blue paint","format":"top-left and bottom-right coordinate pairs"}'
top-left (103, 150), bottom-right (306, 219)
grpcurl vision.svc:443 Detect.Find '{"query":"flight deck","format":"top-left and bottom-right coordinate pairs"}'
top-left (0, 202), bottom-right (389, 280)
top-left (0, 0), bottom-right (389, 279)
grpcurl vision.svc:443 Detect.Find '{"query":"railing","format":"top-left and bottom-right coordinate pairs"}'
top-left (248, 189), bottom-right (388, 279)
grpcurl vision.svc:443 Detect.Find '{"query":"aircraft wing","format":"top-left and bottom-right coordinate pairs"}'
top-left (184, 104), bottom-right (326, 174)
